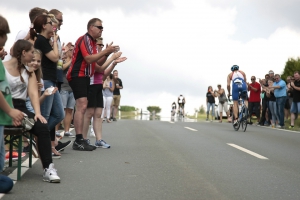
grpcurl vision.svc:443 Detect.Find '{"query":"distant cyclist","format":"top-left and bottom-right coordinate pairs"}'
top-left (178, 94), bottom-right (186, 117)
top-left (171, 102), bottom-right (176, 116)
top-left (227, 65), bottom-right (248, 124)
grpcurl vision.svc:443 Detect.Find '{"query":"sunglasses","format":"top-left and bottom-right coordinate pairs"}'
top-left (251, 79), bottom-right (255, 80)
top-left (46, 21), bottom-right (53, 25)
top-left (94, 25), bottom-right (104, 30)
top-left (97, 44), bottom-right (104, 47)
top-left (57, 19), bottom-right (63, 23)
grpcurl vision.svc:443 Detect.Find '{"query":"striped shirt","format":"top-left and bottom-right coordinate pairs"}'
top-left (66, 33), bottom-right (98, 81)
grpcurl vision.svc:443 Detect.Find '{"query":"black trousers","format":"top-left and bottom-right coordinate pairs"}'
top-left (248, 102), bottom-right (261, 121)
top-left (259, 99), bottom-right (268, 125)
top-left (13, 99), bottom-right (52, 169)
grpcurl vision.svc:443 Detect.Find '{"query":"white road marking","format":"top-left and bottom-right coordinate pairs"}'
top-left (185, 127), bottom-right (198, 131)
top-left (169, 122), bottom-right (175, 124)
top-left (227, 143), bottom-right (268, 160)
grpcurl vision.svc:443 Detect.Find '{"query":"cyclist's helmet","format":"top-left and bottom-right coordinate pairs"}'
top-left (231, 65), bottom-right (239, 71)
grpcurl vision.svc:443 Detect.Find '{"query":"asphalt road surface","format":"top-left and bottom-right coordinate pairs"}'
top-left (2, 119), bottom-right (300, 200)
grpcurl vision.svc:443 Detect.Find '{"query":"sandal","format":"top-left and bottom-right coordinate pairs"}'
top-left (51, 147), bottom-right (61, 156)
top-left (107, 119), bottom-right (112, 123)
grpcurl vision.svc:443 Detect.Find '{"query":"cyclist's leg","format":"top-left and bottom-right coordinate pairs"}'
top-left (233, 100), bottom-right (238, 120)
top-left (232, 83), bottom-right (239, 120)
top-left (240, 83), bottom-right (248, 107)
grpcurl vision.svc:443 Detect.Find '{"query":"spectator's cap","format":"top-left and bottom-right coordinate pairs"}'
top-left (217, 84), bottom-right (221, 87)
top-left (269, 70), bottom-right (274, 74)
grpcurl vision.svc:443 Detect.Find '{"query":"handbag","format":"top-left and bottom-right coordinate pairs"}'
top-left (22, 115), bottom-right (35, 131)
top-left (219, 93), bottom-right (227, 104)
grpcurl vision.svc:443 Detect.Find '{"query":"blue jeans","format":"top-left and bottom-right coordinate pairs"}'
top-left (207, 103), bottom-right (215, 117)
top-left (276, 96), bottom-right (286, 127)
top-left (25, 97), bottom-right (35, 113)
top-left (290, 102), bottom-right (300, 114)
top-left (40, 80), bottom-right (65, 130)
top-left (0, 126), bottom-right (4, 172)
top-left (0, 175), bottom-right (14, 193)
top-left (268, 101), bottom-right (279, 124)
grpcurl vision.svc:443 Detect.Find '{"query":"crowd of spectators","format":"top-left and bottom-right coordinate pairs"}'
top-left (0, 6), bottom-right (126, 193)
top-left (206, 70), bottom-right (300, 128)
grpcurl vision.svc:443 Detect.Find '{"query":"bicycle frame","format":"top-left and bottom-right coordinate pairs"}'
top-left (230, 94), bottom-right (248, 132)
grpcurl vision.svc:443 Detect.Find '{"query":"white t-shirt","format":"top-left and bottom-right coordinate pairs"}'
top-left (5, 68), bottom-right (29, 101)
top-left (14, 29), bottom-right (30, 42)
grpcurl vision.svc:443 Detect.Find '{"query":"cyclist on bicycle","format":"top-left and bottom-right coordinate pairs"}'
top-left (178, 95), bottom-right (185, 117)
top-left (171, 102), bottom-right (176, 116)
top-left (227, 65), bottom-right (248, 124)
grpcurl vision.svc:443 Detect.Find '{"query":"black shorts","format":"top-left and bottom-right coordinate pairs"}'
top-left (68, 77), bottom-right (90, 100)
top-left (178, 103), bottom-right (185, 108)
top-left (87, 84), bottom-right (103, 108)
top-left (285, 98), bottom-right (290, 109)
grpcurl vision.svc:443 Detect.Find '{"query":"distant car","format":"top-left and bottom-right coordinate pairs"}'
top-left (0, 80), bottom-right (11, 95)
top-left (140, 108), bottom-right (150, 115)
top-left (215, 99), bottom-right (233, 120)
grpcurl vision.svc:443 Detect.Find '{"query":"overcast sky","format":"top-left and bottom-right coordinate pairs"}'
top-left (2, 0), bottom-right (300, 117)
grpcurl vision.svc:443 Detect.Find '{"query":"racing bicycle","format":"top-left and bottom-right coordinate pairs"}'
top-left (229, 94), bottom-right (248, 132)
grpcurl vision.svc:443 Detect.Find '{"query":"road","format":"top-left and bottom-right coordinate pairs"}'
top-left (2, 119), bottom-right (300, 200)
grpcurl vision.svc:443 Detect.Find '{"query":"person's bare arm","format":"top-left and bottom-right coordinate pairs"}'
top-left (39, 87), bottom-right (58, 103)
top-left (248, 84), bottom-right (258, 92)
top-left (0, 93), bottom-right (24, 126)
top-left (84, 42), bottom-right (119, 64)
top-left (95, 52), bottom-right (121, 73)
top-left (27, 73), bottom-right (47, 123)
top-left (45, 33), bottom-right (59, 63)
top-left (96, 55), bottom-right (109, 67)
top-left (227, 74), bottom-right (231, 96)
top-left (290, 82), bottom-right (300, 91)
top-left (62, 59), bottom-right (71, 70)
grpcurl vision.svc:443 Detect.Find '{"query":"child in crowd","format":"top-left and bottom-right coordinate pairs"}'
top-left (102, 73), bottom-right (115, 123)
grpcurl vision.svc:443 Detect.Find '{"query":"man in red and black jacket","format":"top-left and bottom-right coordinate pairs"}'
top-left (247, 76), bottom-right (261, 124)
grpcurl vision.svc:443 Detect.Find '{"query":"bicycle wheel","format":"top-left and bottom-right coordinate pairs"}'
top-left (241, 106), bottom-right (248, 132)
top-left (232, 114), bottom-right (240, 131)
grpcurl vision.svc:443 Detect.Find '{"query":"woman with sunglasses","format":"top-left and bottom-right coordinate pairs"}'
top-left (30, 14), bottom-right (65, 157)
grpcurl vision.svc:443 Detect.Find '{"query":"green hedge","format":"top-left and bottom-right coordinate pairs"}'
top-left (147, 106), bottom-right (161, 113)
top-left (120, 106), bottom-right (136, 111)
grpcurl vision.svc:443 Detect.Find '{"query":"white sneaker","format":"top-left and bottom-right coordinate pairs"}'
top-left (90, 128), bottom-right (96, 137)
top-left (43, 163), bottom-right (61, 183)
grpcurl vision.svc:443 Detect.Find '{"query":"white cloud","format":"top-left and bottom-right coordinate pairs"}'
top-left (2, 0), bottom-right (300, 117)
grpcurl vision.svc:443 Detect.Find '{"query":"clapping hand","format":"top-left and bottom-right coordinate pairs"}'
top-left (106, 42), bottom-right (120, 54)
